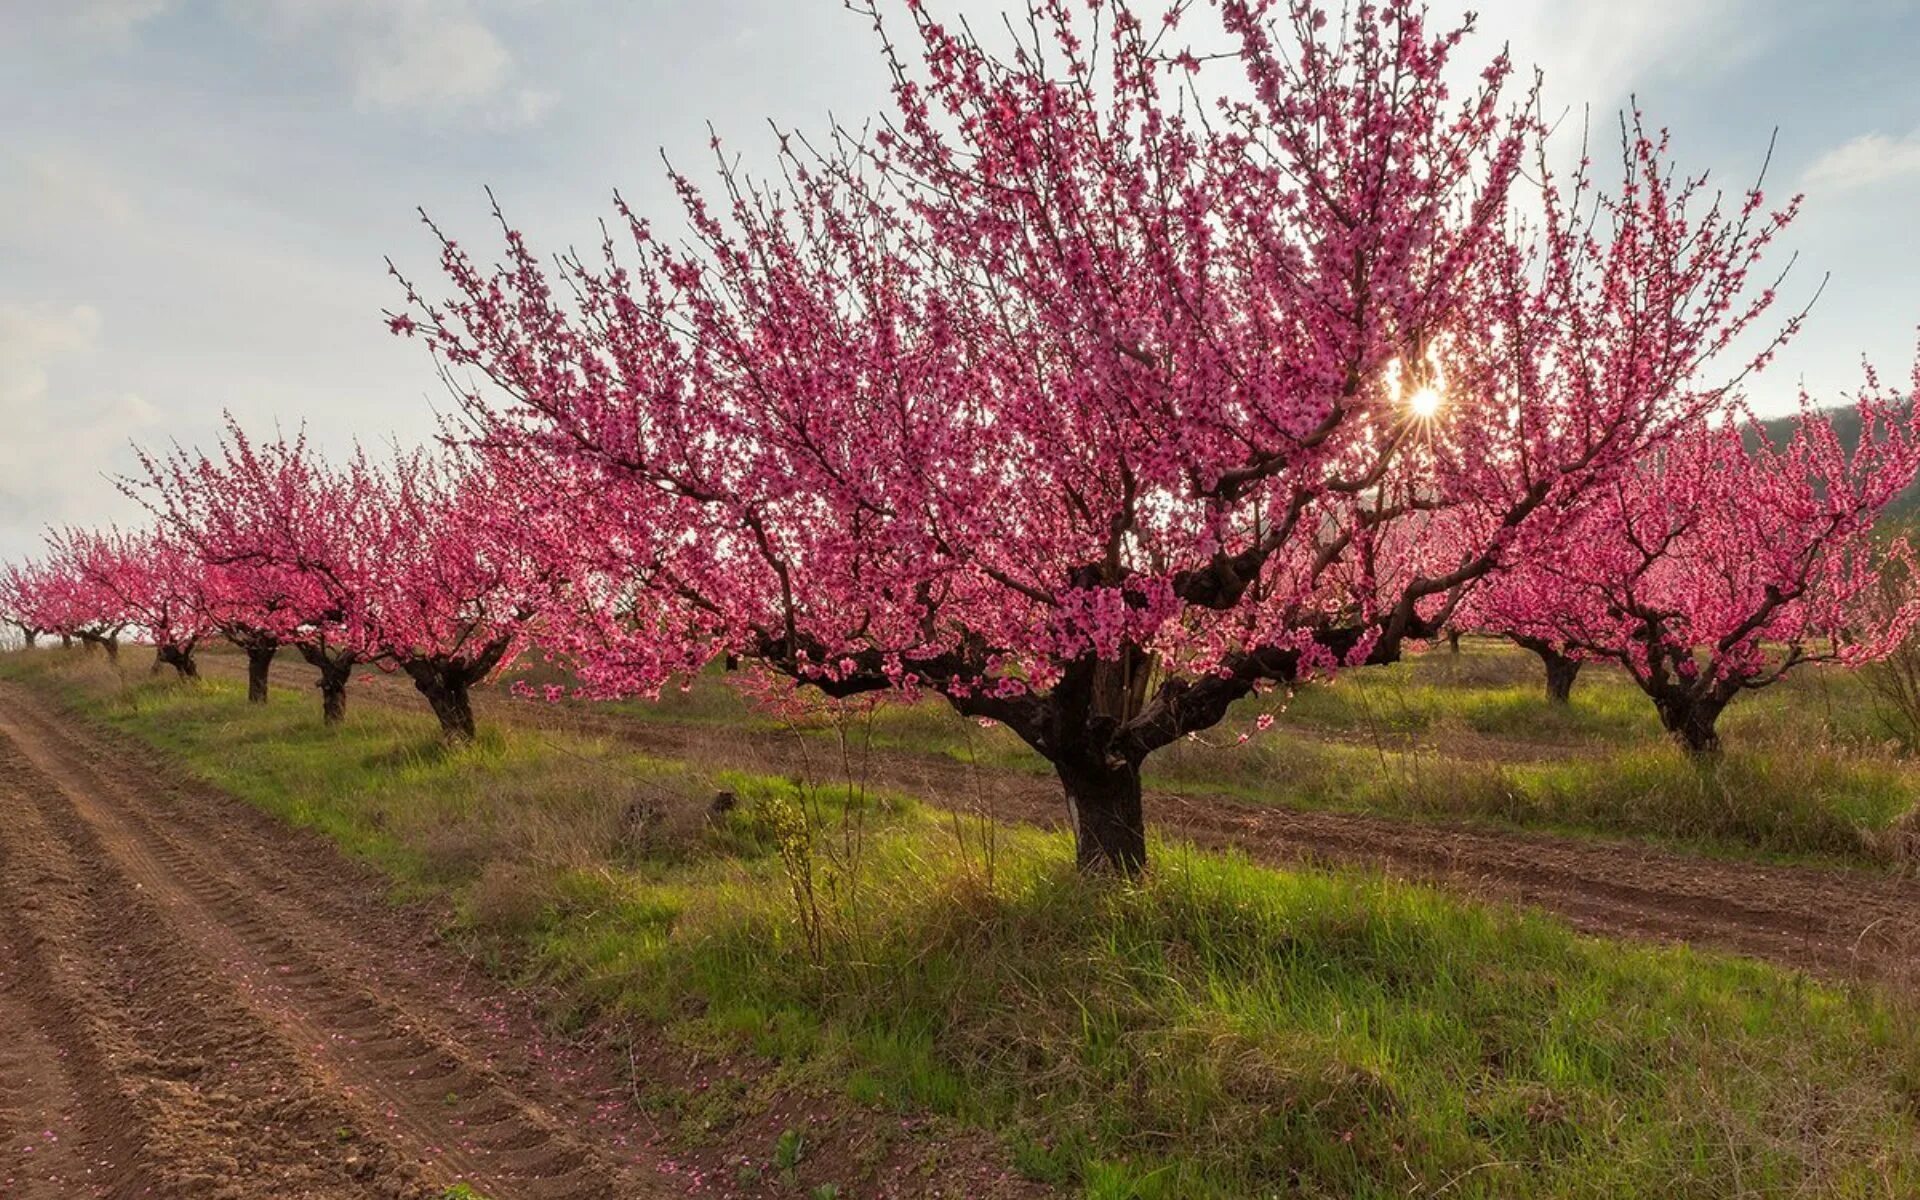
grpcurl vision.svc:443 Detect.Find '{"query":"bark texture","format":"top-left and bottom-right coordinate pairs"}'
top-left (152, 642), bottom-right (199, 681)
top-left (1512, 636), bottom-right (1582, 704)
top-left (243, 643), bottom-right (278, 704)
top-left (296, 644), bottom-right (357, 726)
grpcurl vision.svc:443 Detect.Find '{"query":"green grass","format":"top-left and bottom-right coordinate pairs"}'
top-left (1270, 672), bottom-right (1657, 743)
top-left (1134, 726), bottom-right (1916, 868)
top-left (9, 649), bottom-right (1920, 1199)
top-left (509, 640), bottom-right (1920, 870)
top-left (510, 637), bottom-right (1908, 754)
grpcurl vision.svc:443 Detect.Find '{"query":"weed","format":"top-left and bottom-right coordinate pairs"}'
top-left (773, 1126), bottom-right (807, 1181)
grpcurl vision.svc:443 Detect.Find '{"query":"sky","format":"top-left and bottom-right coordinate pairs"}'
top-left (3, 0), bottom-right (1919, 561)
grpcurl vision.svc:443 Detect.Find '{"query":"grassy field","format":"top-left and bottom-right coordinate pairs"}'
top-left (528, 639), bottom-right (1920, 870)
top-left (9, 647), bottom-right (1920, 1199)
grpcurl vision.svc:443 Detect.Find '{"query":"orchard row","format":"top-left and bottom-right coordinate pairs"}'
top-left (4, 0), bottom-right (1916, 870)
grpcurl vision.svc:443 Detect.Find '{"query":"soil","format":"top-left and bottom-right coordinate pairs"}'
top-left (17, 649), bottom-right (1912, 1194)
top-left (0, 679), bottom-right (1044, 1199)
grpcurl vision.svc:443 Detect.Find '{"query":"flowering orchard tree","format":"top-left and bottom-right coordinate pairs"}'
top-left (133, 419), bottom-right (348, 704)
top-left (0, 560), bottom-right (54, 647)
top-left (1512, 634), bottom-right (1582, 703)
top-left (394, 0), bottom-right (1800, 871)
top-left (1444, 111), bottom-right (1817, 710)
top-left (48, 527), bottom-right (211, 679)
top-left (351, 450), bottom-right (559, 741)
top-left (1509, 630), bottom-right (1584, 705)
top-left (1455, 579), bottom-right (1585, 703)
top-left (1474, 383), bottom-right (1920, 754)
top-left (36, 536), bottom-right (134, 659)
top-left (138, 419), bottom-right (553, 735)
top-left (230, 442), bottom-right (384, 722)
top-left (206, 559), bottom-right (301, 701)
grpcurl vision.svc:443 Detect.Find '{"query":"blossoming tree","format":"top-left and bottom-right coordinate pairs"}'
top-left (134, 421), bottom-right (373, 713)
top-left (132, 421), bottom-right (348, 703)
top-left (48, 527), bottom-right (210, 678)
top-left (0, 560), bottom-right (54, 648)
top-left (352, 449), bottom-right (559, 741)
top-left (35, 536), bottom-right (132, 658)
top-left (136, 416), bottom-right (555, 736)
top-left (1456, 575), bottom-right (1586, 703)
top-left (392, 0), bottom-right (1802, 870)
top-left (1473, 384), bottom-right (1920, 753)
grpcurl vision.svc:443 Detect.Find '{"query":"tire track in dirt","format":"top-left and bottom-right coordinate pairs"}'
top-left (0, 825), bottom-right (138, 1200)
top-left (0, 735), bottom-right (428, 1198)
top-left (0, 681), bottom-right (674, 1199)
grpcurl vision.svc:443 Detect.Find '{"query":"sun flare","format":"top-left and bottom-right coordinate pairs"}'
top-left (1408, 384), bottom-right (1443, 420)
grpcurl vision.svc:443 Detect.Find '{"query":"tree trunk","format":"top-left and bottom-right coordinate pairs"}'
top-left (1054, 757), bottom-right (1147, 875)
top-left (1655, 694), bottom-right (1725, 755)
top-left (1542, 652), bottom-right (1580, 704)
top-left (321, 674), bottom-right (349, 724)
top-left (1447, 629), bottom-right (1462, 655)
top-left (244, 644), bottom-right (277, 704)
top-left (296, 644), bottom-right (355, 725)
top-left (1514, 636), bottom-right (1580, 704)
top-left (22, 629), bottom-right (36, 649)
top-left (405, 662), bottom-right (478, 742)
top-left (153, 643), bottom-right (198, 680)
top-left (60, 634), bottom-right (72, 649)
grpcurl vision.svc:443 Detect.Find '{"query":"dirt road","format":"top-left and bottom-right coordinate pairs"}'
top-left (6, 658), bottom-right (1919, 1194)
top-left (0, 680), bottom-right (673, 1199)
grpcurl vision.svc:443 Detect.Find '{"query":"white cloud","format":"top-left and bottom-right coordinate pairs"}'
top-left (494, 86), bottom-right (560, 130)
top-left (1802, 130), bottom-right (1920, 195)
top-left (8, 0), bottom-right (551, 123)
top-left (1461, 0), bottom-right (1755, 120)
top-left (0, 305), bottom-right (157, 550)
top-left (2, 155), bottom-right (139, 233)
top-left (59, 0), bottom-right (172, 38)
top-left (340, 7), bottom-right (511, 112)
top-left (235, 0), bottom-right (549, 122)
top-left (0, 0), bottom-right (172, 43)
top-left (0, 304), bottom-right (102, 391)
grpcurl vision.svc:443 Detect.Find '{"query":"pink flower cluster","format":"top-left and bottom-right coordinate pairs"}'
top-left (5, 1), bottom-right (1914, 793)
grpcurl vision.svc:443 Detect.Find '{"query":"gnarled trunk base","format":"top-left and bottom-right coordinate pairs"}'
top-left (153, 643), bottom-right (199, 680)
top-left (1513, 636), bottom-right (1581, 705)
top-left (1056, 758), bottom-right (1146, 876)
top-left (297, 644), bottom-right (355, 725)
top-left (404, 663), bottom-right (477, 743)
top-left (244, 644), bottom-right (278, 704)
top-left (1543, 654), bottom-right (1580, 705)
top-left (322, 678), bottom-right (349, 724)
top-left (1656, 696), bottom-right (1725, 755)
